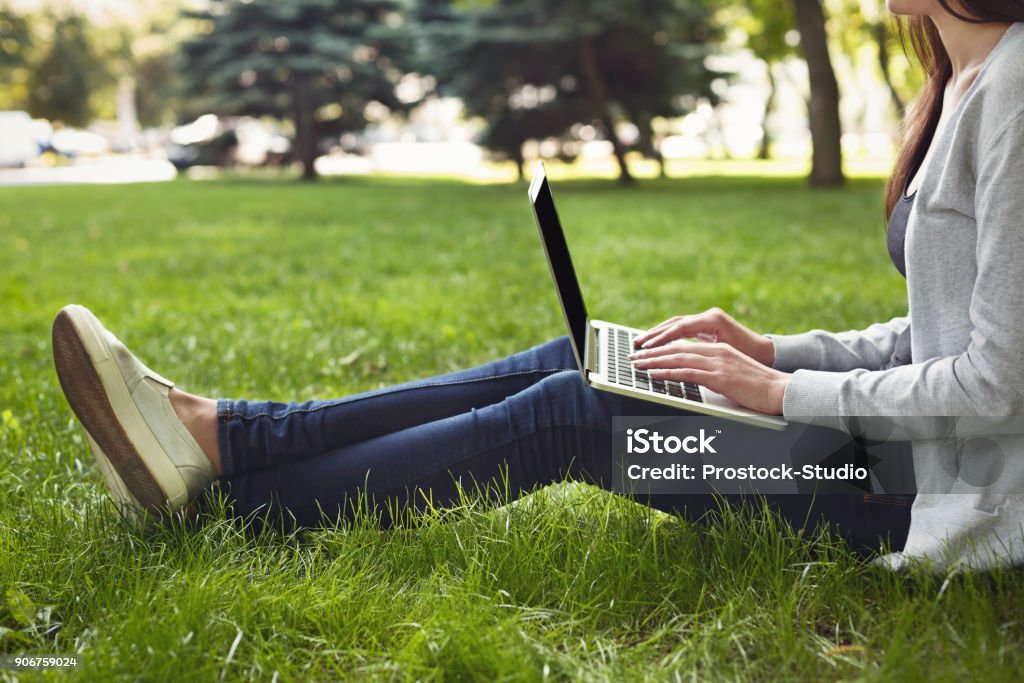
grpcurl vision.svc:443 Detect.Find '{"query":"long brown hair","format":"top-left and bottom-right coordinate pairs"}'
top-left (885, 1), bottom-right (1024, 218)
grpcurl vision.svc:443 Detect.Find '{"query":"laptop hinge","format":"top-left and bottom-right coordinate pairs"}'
top-left (584, 322), bottom-right (599, 379)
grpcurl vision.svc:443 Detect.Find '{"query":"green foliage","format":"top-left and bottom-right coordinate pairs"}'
top-left (0, 4), bottom-right (31, 69)
top-left (133, 50), bottom-right (181, 129)
top-left (738, 0), bottom-right (798, 63)
top-left (0, 4), bottom-right (32, 110)
top-left (120, 5), bottom-right (196, 130)
top-left (179, 0), bottom-right (418, 178)
top-left (0, 4), bottom-right (177, 126)
top-left (180, 0), bottom-right (414, 123)
top-left (24, 13), bottom-right (111, 127)
top-left (421, 0), bottom-right (720, 178)
top-left (2, 172), bottom-right (1023, 679)
top-left (827, 0), bottom-right (923, 117)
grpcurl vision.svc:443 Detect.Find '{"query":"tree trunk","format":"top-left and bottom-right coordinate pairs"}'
top-left (635, 111), bottom-right (667, 178)
top-left (291, 73), bottom-right (318, 181)
top-left (513, 144), bottom-right (525, 182)
top-left (758, 63), bottom-right (778, 160)
top-left (604, 115), bottom-right (634, 185)
top-left (874, 22), bottom-right (906, 119)
top-left (792, 0), bottom-right (844, 187)
top-left (578, 34), bottom-right (634, 185)
top-left (706, 106), bottom-right (733, 160)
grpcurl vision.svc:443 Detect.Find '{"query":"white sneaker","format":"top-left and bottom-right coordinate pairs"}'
top-left (52, 304), bottom-right (215, 517)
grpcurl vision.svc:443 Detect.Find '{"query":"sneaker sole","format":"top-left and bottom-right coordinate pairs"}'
top-left (85, 431), bottom-right (147, 523)
top-left (52, 306), bottom-right (182, 512)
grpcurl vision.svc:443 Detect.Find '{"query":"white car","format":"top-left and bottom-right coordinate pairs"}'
top-left (0, 111), bottom-right (42, 167)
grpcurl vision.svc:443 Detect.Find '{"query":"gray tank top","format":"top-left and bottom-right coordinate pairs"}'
top-left (882, 192), bottom-right (914, 369)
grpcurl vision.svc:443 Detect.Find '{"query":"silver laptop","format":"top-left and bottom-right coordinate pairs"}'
top-left (528, 162), bottom-right (787, 431)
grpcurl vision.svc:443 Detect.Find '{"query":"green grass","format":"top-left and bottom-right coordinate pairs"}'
top-left (2, 169), bottom-right (1023, 681)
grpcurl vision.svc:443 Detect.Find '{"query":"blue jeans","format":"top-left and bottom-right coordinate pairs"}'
top-left (216, 337), bottom-right (913, 552)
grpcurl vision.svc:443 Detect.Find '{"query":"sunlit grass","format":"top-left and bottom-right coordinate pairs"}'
top-left (532, 156), bottom-right (894, 182)
top-left (345, 155), bottom-right (895, 185)
top-left (1, 173), bottom-right (1021, 681)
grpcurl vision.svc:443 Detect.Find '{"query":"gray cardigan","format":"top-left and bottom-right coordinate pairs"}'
top-left (767, 22), bottom-right (1024, 571)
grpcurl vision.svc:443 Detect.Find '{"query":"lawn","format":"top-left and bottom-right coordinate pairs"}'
top-left (2, 169), bottom-right (1022, 681)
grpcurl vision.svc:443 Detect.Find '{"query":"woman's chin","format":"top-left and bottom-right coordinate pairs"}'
top-left (885, 0), bottom-right (937, 17)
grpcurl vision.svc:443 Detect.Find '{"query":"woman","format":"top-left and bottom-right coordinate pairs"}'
top-left (52, 1), bottom-right (1024, 570)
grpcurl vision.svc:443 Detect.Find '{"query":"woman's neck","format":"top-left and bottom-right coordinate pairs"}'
top-left (931, 15), bottom-right (1012, 79)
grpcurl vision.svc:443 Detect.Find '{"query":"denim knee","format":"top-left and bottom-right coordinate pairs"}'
top-left (507, 371), bottom-right (620, 435)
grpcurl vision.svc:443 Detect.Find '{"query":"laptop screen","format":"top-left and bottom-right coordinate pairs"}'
top-left (528, 163), bottom-right (589, 372)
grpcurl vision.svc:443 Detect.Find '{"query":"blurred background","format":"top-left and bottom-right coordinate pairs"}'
top-left (0, 0), bottom-right (921, 187)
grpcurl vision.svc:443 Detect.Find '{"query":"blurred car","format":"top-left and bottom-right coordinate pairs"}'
top-left (0, 111), bottom-right (42, 167)
top-left (166, 114), bottom-right (291, 170)
top-left (166, 129), bottom-right (240, 170)
top-left (50, 127), bottom-right (110, 158)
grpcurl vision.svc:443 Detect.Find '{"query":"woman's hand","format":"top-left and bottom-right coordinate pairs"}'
top-left (632, 307), bottom-right (776, 368)
top-left (629, 341), bottom-right (791, 415)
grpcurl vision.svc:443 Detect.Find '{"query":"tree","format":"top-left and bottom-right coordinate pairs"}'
top-left (423, 0), bottom-right (718, 184)
top-left (115, 4), bottom-right (198, 131)
top-left (829, 0), bottom-right (912, 120)
top-left (872, 20), bottom-right (905, 118)
top-left (482, 106), bottom-right (589, 181)
top-left (729, 0), bottom-right (799, 159)
top-left (791, 0), bottom-right (843, 187)
top-left (134, 50), bottom-right (180, 128)
top-left (180, 0), bottom-right (416, 180)
top-left (26, 13), bottom-right (110, 127)
top-left (596, 2), bottom-right (720, 177)
top-left (0, 5), bottom-right (33, 110)
top-left (417, 0), bottom-right (590, 181)
top-left (0, 5), bottom-right (30, 69)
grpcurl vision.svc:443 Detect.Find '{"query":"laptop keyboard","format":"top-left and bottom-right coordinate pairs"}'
top-left (606, 328), bottom-right (703, 402)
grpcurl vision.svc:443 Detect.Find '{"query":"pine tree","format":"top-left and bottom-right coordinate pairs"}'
top-left (180, 0), bottom-right (416, 179)
top-left (422, 0), bottom-right (719, 184)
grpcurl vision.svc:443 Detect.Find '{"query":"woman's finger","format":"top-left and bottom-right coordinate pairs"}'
top-left (635, 307), bottom-right (732, 349)
top-left (635, 313), bottom-right (715, 347)
top-left (638, 323), bottom-right (703, 349)
top-left (633, 317), bottom-right (683, 347)
top-left (639, 316), bottom-right (724, 350)
top-left (629, 340), bottom-right (688, 361)
top-left (631, 342), bottom-right (724, 361)
top-left (647, 367), bottom-right (718, 386)
top-left (639, 318), bottom-right (694, 344)
top-left (632, 352), bottom-right (716, 371)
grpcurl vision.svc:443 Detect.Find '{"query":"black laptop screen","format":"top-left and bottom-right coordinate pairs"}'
top-left (529, 166), bottom-right (589, 370)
